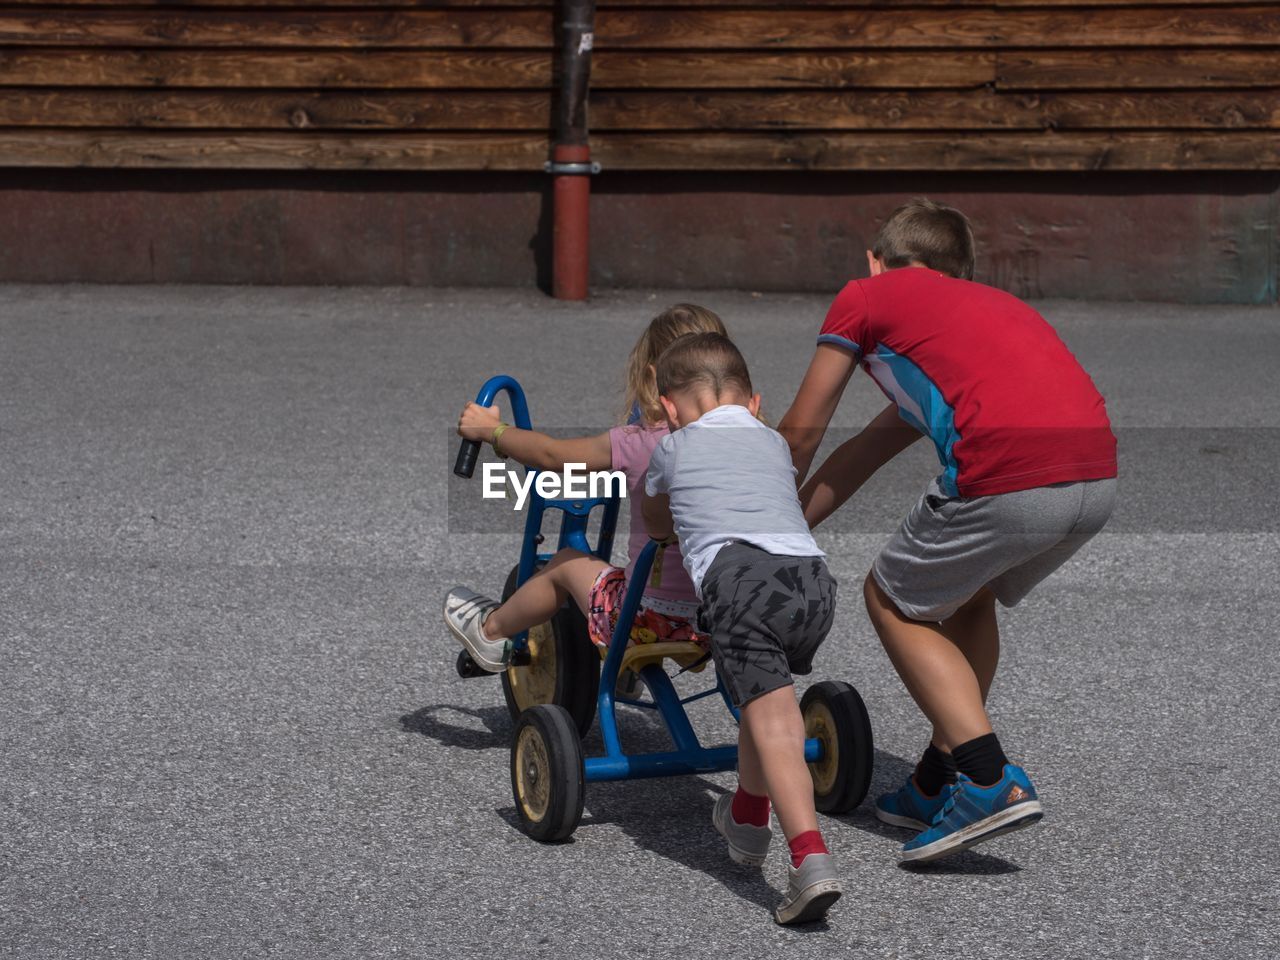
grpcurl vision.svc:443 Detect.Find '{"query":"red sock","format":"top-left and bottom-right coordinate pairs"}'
top-left (730, 787), bottom-right (770, 827)
top-left (788, 830), bottom-right (828, 868)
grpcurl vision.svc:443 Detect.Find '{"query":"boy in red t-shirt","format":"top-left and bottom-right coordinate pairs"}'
top-left (779, 198), bottom-right (1117, 863)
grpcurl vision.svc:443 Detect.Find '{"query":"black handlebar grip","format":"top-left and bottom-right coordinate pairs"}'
top-left (454, 439), bottom-right (481, 479)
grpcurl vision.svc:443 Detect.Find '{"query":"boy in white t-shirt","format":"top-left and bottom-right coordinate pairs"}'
top-left (641, 332), bottom-right (841, 926)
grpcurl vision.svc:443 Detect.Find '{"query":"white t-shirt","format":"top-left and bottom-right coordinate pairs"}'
top-left (644, 404), bottom-right (823, 595)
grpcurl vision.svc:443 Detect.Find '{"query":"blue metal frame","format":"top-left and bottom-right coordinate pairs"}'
top-left (471, 375), bottom-right (619, 654)
top-left (585, 540), bottom-right (821, 783)
top-left (467, 374), bottom-right (824, 784)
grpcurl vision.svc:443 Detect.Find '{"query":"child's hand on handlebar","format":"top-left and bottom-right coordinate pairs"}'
top-left (458, 402), bottom-right (503, 441)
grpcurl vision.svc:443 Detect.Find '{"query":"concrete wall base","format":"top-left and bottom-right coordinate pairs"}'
top-left (2, 170), bottom-right (1275, 302)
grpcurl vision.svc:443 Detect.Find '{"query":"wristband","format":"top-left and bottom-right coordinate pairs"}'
top-left (491, 422), bottom-right (512, 457)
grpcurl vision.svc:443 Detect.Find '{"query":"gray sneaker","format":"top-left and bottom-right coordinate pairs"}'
top-left (443, 587), bottom-right (509, 672)
top-left (711, 793), bottom-right (772, 867)
top-left (774, 853), bottom-right (843, 926)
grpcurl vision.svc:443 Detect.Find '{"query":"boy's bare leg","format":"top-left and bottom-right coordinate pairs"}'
top-left (864, 574), bottom-right (994, 750)
top-left (482, 549), bottom-right (608, 641)
top-left (737, 686), bottom-right (819, 841)
top-left (929, 588), bottom-right (999, 750)
top-left (942, 588), bottom-right (999, 701)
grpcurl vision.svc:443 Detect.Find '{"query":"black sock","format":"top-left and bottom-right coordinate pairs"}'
top-left (913, 742), bottom-right (956, 797)
top-left (951, 733), bottom-right (1009, 787)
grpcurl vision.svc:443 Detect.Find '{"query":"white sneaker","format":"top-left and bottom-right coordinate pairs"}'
top-left (711, 793), bottom-right (773, 867)
top-left (443, 587), bottom-right (509, 672)
top-left (774, 853), bottom-right (843, 926)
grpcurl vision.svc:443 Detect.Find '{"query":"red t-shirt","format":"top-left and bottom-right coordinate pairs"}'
top-left (819, 268), bottom-right (1117, 497)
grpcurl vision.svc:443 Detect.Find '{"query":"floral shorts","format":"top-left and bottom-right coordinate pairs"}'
top-left (587, 567), bottom-right (710, 651)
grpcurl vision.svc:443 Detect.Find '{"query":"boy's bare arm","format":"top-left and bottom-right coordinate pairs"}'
top-left (457, 402), bottom-right (612, 472)
top-left (777, 344), bottom-right (858, 485)
top-left (640, 491), bottom-right (675, 541)
top-left (799, 403), bottom-right (921, 528)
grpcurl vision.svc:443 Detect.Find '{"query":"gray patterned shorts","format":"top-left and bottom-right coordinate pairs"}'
top-left (698, 542), bottom-right (838, 708)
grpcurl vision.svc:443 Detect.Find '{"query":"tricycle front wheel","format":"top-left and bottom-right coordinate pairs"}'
top-left (510, 704), bottom-right (584, 842)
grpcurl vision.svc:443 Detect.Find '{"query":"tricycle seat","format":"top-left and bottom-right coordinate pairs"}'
top-left (605, 641), bottom-right (711, 675)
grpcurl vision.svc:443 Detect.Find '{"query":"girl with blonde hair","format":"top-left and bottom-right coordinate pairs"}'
top-left (444, 304), bottom-right (726, 671)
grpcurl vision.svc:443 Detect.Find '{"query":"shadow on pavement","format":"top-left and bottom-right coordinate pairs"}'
top-left (492, 792), bottom-right (837, 929)
top-left (410, 701), bottom-right (1014, 905)
top-left (500, 702), bottom-right (832, 928)
top-left (897, 853), bottom-right (1021, 876)
top-left (585, 776), bottom-right (839, 932)
top-left (575, 776), bottom-right (807, 924)
top-left (399, 703), bottom-right (511, 750)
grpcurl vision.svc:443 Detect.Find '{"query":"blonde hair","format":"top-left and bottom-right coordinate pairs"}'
top-left (622, 304), bottom-right (727, 425)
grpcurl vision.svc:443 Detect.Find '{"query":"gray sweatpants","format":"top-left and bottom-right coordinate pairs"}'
top-left (873, 476), bottom-right (1117, 622)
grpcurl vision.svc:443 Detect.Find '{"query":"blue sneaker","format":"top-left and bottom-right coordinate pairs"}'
top-left (900, 764), bottom-right (1043, 864)
top-left (875, 777), bottom-right (956, 831)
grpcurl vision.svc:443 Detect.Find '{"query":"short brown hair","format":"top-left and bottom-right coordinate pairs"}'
top-left (872, 198), bottom-right (976, 280)
top-left (655, 332), bottom-right (752, 400)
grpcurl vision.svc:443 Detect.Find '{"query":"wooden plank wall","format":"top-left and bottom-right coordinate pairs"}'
top-left (0, 1), bottom-right (1277, 171)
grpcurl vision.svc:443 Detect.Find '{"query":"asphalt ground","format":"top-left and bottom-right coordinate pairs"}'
top-left (2, 285), bottom-right (1277, 959)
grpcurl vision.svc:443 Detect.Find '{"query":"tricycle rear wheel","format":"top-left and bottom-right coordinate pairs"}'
top-left (499, 564), bottom-right (599, 738)
top-left (801, 680), bottom-right (874, 814)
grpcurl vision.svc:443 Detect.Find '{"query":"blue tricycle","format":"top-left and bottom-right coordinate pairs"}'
top-left (453, 375), bottom-right (875, 841)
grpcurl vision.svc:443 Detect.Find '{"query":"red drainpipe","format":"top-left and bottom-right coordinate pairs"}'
top-left (547, 0), bottom-right (597, 301)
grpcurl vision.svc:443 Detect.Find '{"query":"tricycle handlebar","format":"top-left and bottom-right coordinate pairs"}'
top-left (453, 375), bottom-right (533, 479)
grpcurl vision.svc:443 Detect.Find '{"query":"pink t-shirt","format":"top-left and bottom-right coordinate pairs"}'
top-left (609, 424), bottom-right (699, 608)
